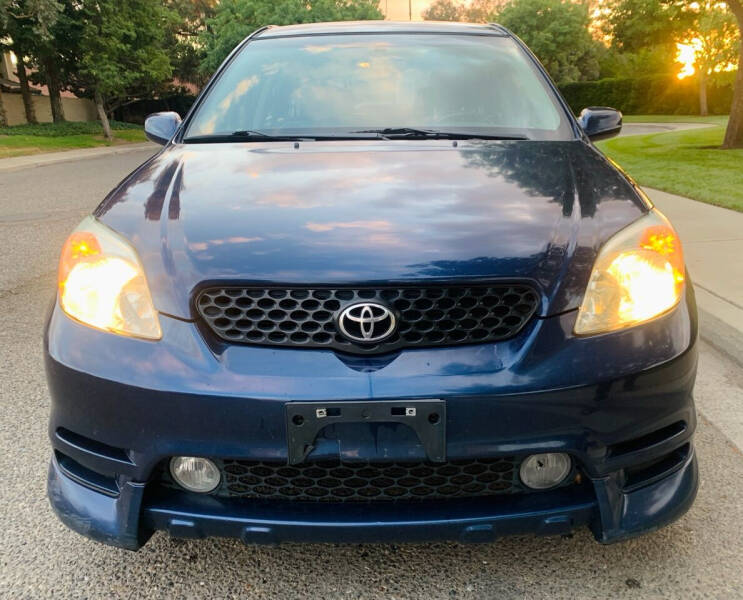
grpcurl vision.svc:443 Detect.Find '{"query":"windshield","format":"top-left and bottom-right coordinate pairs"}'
top-left (184, 33), bottom-right (573, 141)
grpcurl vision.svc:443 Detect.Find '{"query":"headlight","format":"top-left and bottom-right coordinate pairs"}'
top-left (574, 209), bottom-right (685, 335)
top-left (58, 216), bottom-right (161, 340)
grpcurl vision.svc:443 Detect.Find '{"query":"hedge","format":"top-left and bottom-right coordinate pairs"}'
top-left (0, 120), bottom-right (141, 136)
top-left (114, 94), bottom-right (197, 124)
top-left (558, 75), bottom-right (733, 115)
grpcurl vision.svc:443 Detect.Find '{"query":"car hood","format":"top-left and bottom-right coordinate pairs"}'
top-left (96, 140), bottom-right (646, 320)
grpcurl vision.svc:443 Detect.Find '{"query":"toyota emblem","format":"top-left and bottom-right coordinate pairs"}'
top-left (337, 302), bottom-right (397, 343)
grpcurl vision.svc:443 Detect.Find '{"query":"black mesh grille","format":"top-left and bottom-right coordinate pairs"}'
top-left (195, 284), bottom-right (539, 354)
top-left (212, 458), bottom-right (522, 502)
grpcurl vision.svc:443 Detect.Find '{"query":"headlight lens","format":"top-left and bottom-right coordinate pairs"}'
top-left (58, 216), bottom-right (161, 340)
top-left (574, 209), bottom-right (685, 335)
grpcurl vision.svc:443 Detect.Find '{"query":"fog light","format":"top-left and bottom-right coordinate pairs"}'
top-left (169, 456), bottom-right (221, 493)
top-left (519, 453), bottom-right (571, 490)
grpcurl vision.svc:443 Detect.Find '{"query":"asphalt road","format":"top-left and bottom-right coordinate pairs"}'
top-left (618, 122), bottom-right (714, 137)
top-left (2, 149), bottom-right (743, 600)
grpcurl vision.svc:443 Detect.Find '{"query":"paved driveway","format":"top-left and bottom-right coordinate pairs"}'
top-left (618, 122), bottom-right (714, 137)
top-left (1, 149), bottom-right (743, 599)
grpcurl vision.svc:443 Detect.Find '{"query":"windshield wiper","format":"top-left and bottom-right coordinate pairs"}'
top-left (353, 127), bottom-right (440, 138)
top-left (184, 130), bottom-right (316, 143)
top-left (353, 127), bottom-right (529, 140)
top-left (184, 130), bottom-right (383, 143)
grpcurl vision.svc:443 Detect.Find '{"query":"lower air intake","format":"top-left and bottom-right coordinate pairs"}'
top-left (210, 458), bottom-right (523, 502)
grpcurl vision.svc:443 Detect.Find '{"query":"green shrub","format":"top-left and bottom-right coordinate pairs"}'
top-left (558, 75), bottom-right (733, 115)
top-left (0, 121), bottom-right (142, 137)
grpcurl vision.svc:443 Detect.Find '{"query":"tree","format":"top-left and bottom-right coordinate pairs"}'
top-left (463, 0), bottom-right (505, 22)
top-left (199, 0), bottom-right (383, 75)
top-left (603, 0), bottom-right (742, 146)
top-left (0, 1), bottom-right (8, 126)
top-left (599, 46), bottom-right (680, 78)
top-left (496, 0), bottom-right (602, 82)
top-left (31, 4), bottom-right (77, 123)
top-left (164, 0), bottom-right (218, 91)
top-left (603, 0), bottom-right (693, 80)
top-left (678, 2), bottom-right (739, 115)
top-left (0, 0), bottom-right (60, 124)
top-left (722, 0), bottom-right (743, 147)
top-left (422, 0), bottom-right (502, 22)
top-left (606, 0), bottom-right (691, 53)
top-left (422, 0), bottom-right (463, 21)
top-left (3, 0), bottom-right (62, 124)
top-left (62, 0), bottom-right (174, 139)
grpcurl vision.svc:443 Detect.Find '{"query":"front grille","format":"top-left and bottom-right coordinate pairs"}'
top-left (195, 284), bottom-right (539, 354)
top-left (210, 458), bottom-right (523, 502)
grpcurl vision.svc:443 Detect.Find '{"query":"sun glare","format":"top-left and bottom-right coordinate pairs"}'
top-left (676, 37), bottom-right (738, 79)
top-left (676, 41), bottom-right (698, 79)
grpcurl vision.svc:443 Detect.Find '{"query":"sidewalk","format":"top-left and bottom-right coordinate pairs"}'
top-left (0, 142), bottom-right (156, 173)
top-left (647, 187), bottom-right (743, 363)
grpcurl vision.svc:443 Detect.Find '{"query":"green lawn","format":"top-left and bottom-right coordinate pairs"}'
top-left (0, 121), bottom-right (146, 159)
top-left (597, 119), bottom-right (743, 213)
top-left (622, 115), bottom-right (729, 125)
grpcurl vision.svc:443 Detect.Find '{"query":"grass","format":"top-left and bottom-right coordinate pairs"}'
top-left (597, 118), bottom-right (743, 213)
top-left (622, 115), bottom-right (729, 125)
top-left (0, 121), bottom-right (146, 159)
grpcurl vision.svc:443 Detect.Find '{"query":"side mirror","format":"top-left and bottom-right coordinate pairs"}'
top-left (144, 111), bottom-right (182, 145)
top-left (578, 107), bottom-right (622, 141)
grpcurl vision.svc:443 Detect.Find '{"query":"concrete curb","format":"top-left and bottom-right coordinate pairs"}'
top-left (0, 142), bottom-right (157, 173)
top-left (699, 307), bottom-right (743, 369)
top-left (694, 283), bottom-right (743, 368)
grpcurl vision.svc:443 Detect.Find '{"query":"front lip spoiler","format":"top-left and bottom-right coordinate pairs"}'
top-left (47, 447), bottom-right (698, 549)
top-left (141, 496), bottom-right (597, 545)
top-left (590, 445), bottom-right (699, 544)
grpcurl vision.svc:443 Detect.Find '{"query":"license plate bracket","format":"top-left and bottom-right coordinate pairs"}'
top-left (285, 399), bottom-right (446, 465)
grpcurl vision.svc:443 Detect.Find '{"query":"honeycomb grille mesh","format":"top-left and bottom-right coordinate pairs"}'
top-left (212, 458), bottom-right (522, 502)
top-left (195, 284), bottom-right (539, 353)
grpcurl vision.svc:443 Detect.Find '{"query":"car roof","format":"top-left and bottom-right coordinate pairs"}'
top-left (255, 20), bottom-right (510, 38)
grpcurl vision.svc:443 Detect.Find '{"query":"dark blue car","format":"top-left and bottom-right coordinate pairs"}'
top-left (45, 21), bottom-right (697, 550)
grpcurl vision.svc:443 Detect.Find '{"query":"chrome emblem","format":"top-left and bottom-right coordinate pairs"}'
top-left (337, 302), bottom-right (396, 343)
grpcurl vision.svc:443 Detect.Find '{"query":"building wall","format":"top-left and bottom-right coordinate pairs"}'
top-left (1, 52), bottom-right (18, 82)
top-left (381, 0), bottom-right (431, 20)
top-left (3, 92), bottom-right (98, 126)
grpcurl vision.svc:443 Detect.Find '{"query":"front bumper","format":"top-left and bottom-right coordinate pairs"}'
top-left (48, 446), bottom-right (697, 548)
top-left (45, 287), bottom-right (699, 549)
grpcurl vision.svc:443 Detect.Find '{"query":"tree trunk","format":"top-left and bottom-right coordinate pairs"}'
top-left (14, 52), bottom-right (38, 125)
top-left (43, 56), bottom-right (66, 124)
top-left (94, 89), bottom-right (113, 141)
top-left (723, 5), bottom-right (743, 148)
top-left (722, 44), bottom-right (743, 148)
top-left (698, 71), bottom-right (708, 117)
top-left (0, 90), bottom-right (8, 127)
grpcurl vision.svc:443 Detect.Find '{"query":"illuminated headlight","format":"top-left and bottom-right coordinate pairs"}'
top-left (57, 216), bottom-right (161, 340)
top-left (520, 453), bottom-right (571, 490)
top-left (574, 209), bottom-right (685, 335)
top-left (169, 457), bottom-right (221, 493)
